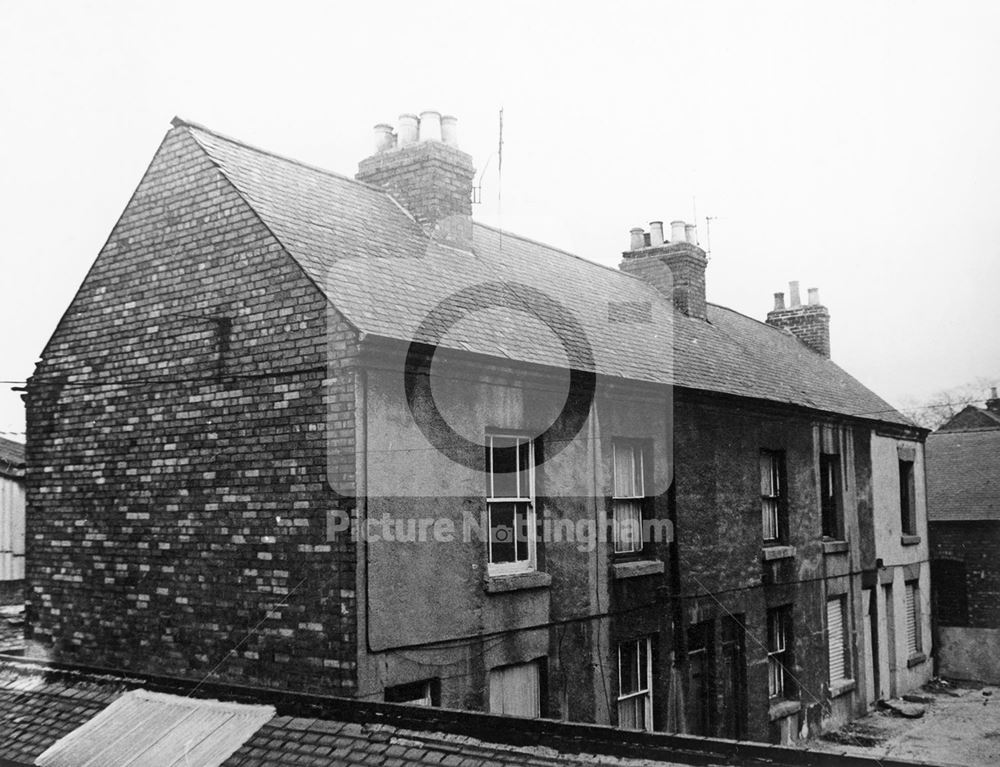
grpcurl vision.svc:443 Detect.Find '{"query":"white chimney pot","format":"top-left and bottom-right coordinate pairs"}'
top-left (630, 228), bottom-right (646, 251)
top-left (649, 221), bottom-right (664, 247)
top-left (670, 220), bottom-right (686, 242)
top-left (789, 281), bottom-right (802, 308)
top-left (373, 123), bottom-right (395, 153)
top-left (807, 287), bottom-right (820, 306)
top-left (441, 115), bottom-right (459, 146)
top-left (685, 224), bottom-right (697, 244)
top-left (397, 114), bottom-right (419, 147)
top-left (419, 110), bottom-right (442, 142)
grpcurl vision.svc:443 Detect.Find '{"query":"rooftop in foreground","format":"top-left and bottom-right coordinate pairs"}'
top-left (0, 656), bottom-right (946, 767)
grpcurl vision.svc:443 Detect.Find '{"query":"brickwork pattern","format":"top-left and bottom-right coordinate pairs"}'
top-left (620, 243), bottom-right (708, 319)
top-left (930, 520), bottom-right (1000, 627)
top-left (356, 141), bottom-right (475, 244)
top-left (766, 305), bottom-right (831, 358)
top-left (25, 127), bottom-right (359, 694)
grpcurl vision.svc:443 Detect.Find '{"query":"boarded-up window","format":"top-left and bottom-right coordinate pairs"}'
top-left (827, 597), bottom-right (848, 683)
top-left (905, 581), bottom-right (922, 656)
top-left (488, 661), bottom-right (540, 718)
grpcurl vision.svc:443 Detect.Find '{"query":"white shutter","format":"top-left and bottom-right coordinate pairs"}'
top-left (905, 584), bottom-right (918, 655)
top-left (827, 598), bottom-right (845, 683)
top-left (488, 662), bottom-right (540, 718)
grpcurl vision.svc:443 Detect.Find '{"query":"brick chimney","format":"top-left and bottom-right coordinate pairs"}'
top-left (619, 220), bottom-right (708, 319)
top-left (356, 111), bottom-right (475, 249)
top-left (766, 281), bottom-right (831, 358)
top-left (986, 386), bottom-right (1000, 415)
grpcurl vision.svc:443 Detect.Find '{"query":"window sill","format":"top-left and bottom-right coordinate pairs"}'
top-left (762, 545), bottom-right (795, 561)
top-left (822, 540), bottom-right (849, 555)
top-left (484, 571), bottom-right (552, 594)
top-left (906, 652), bottom-right (927, 668)
top-left (612, 560), bottom-right (665, 580)
top-left (900, 535), bottom-right (921, 547)
top-left (768, 699), bottom-right (801, 721)
top-left (830, 678), bottom-right (856, 698)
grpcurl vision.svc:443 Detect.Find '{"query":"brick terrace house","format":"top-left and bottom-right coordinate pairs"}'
top-left (24, 112), bottom-right (928, 744)
top-left (927, 389), bottom-right (1000, 684)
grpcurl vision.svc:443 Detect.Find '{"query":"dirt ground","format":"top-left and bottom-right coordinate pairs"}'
top-left (809, 682), bottom-right (1000, 766)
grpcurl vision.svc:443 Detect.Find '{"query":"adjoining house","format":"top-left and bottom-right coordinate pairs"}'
top-left (0, 436), bottom-right (25, 606)
top-left (927, 388), bottom-right (1000, 684)
top-left (23, 112), bottom-right (928, 745)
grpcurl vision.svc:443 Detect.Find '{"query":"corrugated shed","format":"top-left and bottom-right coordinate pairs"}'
top-left (178, 121), bottom-right (912, 428)
top-left (34, 690), bottom-right (274, 767)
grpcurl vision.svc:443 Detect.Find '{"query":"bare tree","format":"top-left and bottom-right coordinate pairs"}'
top-left (898, 377), bottom-right (999, 431)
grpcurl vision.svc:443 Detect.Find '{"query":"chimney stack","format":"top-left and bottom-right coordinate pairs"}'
top-left (620, 220), bottom-right (709, 319)
top-left (986, 386), bottom-right (1000, 415)
top-left (357, 111), bottom-right (475, 249)
top-left (765, 281), bottom-right (831, 358)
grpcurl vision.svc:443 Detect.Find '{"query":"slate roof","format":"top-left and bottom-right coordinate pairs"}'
top-left (0, 661), bottom-right (704, 767)
top-left (0, 436), bottom-right (25, 479)
top-left (179, 120), bottom-right (910, 428)
top-left (927, 424), bottom-right (1000, 522)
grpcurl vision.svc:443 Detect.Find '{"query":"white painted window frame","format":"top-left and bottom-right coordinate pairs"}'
top-left (617, 637), bottom-right (654, 731)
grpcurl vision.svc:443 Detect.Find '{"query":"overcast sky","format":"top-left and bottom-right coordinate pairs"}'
top-left (1, 1), bottom-right (998, 439)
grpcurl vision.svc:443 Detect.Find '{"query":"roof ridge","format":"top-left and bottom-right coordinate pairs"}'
top-left (170, 116), bottom-right (393, 197)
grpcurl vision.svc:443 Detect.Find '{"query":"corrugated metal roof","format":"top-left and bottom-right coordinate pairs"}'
top-left (34, 689), bottom-right (274, 767)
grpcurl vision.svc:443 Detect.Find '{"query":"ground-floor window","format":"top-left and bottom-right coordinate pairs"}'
top-left (905, 581), bottom-right (922, 656)
top-left (488, 660), bottom-right (541, 718)
top-left (767, 605), bottom-right (794, 700)
top-left (384, 679), bottom-right (439, 707)
top-left (826, 596), bottom-right (849, 684)
top-left (617, 637), bottom-right (653, 730)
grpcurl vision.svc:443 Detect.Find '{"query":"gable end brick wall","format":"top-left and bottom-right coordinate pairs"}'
top-left (25, 127), bottom-right (359, 694)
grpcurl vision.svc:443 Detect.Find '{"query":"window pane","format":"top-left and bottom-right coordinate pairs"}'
top-left (614, 500), bottom-right (643, 553)
top-left (489, 502), bottom-right (516, 563)
top-left (760, 451), bottom-right (778, 496)
top-left (762, 498), bottom-right (779, 541)
top-left (614, 444), bottom-right (637, 498)
top-left (491, 436), bottom-right (519, 498)
top-left (619, 641), bottom-right (639, 695)
top-left (618, 696), bottom-right (647, 730)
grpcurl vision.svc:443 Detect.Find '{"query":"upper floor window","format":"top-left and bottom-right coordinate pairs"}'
top-left (617, 637), bottom-right (653, 730)
top-left (767, 605), bottom-right (794, 700)
top-left (613, 442), bottom-right (647, 555)
top-left (760, 450), bottom-right (786, 543)
top-left (899, 459), bottom-right (916, 536)
top-left (486, 434), bottom-right (536, 575)
top-left (820, 453), bottom-right (842, 539)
